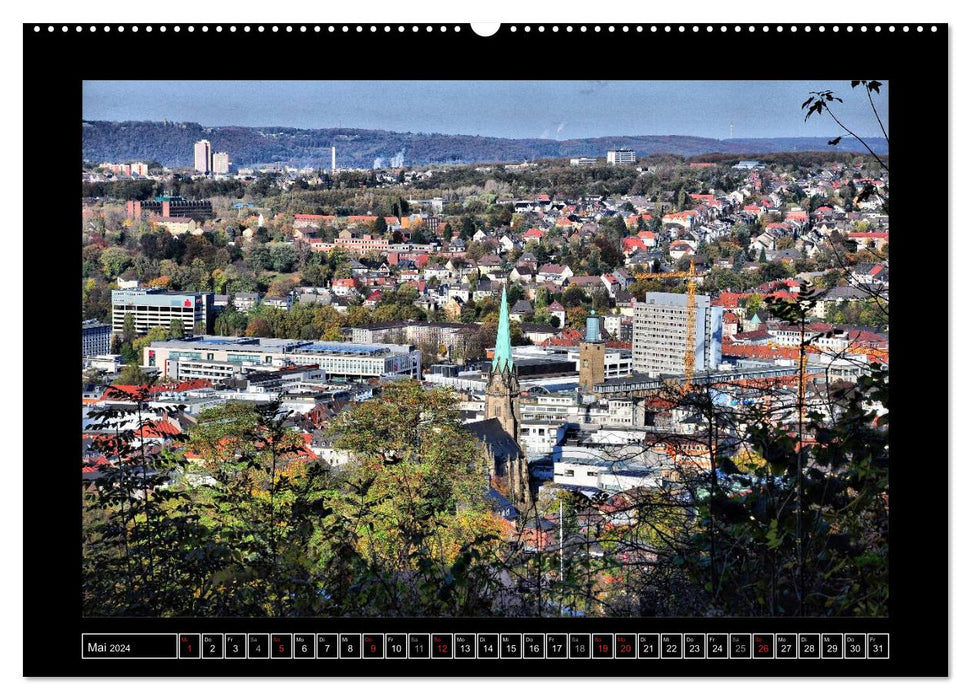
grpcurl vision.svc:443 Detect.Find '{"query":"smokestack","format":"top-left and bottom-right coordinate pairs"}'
top-left (331, 146), bottom-right (337, 173)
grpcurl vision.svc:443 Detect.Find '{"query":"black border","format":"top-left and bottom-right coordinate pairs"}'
top-left (24, 22), bottom-right (948, 677)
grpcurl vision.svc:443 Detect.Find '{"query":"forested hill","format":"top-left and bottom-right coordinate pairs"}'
top-left (82, 120), bottom-right (889, 170)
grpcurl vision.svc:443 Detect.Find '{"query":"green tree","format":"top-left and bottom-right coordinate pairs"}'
top-left (325, 381), bottom-right (507, 615)
top-left (185, 401), bottom-right (333, 615)
top-left (168, 318), bottom-right (184, 339)
top-left (100, 246), bottom-right (132, 278)
top-left (118, 362), bottom-right (150, 385)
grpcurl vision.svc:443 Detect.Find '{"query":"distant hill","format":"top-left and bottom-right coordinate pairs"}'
top-left (81, 120), bottom-right (889, 170)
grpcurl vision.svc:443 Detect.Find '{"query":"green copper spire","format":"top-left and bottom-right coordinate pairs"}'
top-left (492, 285), bottom-right (514, 373)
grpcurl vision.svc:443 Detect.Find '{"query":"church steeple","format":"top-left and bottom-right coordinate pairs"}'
top-left (492, 285), bottom-right (514, 374)
top-left (486, 284), bottom-right (519, 437)
top-left (483, 284), bottom-right (531, 510)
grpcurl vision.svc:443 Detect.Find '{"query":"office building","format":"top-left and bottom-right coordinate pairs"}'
top-left (632, 292), bottom-right (723, 377)
top-left (607, 148), bottom-right (636, 165)
top-left (126, 195), bottom-right (213, 222)
top-left (143, 336), bottom-right (421, 383)
top-left (82, 319), bottom-right (111, 358)
top-left (194, 139), bottom-right (212, 174)
top-left (111, 289), bottom-right (213, 338)
top-left (212, 152), bottom-right (231, 174)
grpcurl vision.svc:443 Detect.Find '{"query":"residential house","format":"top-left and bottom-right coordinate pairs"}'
top-left (509, 299), bottom-right (533, 323)
top-left (847, 230), bottom-right (889, 252)
top-left (331, 278), bottom-right (358, 298)
top-left (233, 292), bottom-right (261, 312)
top-left (477, 254), bottom-right (504, 276)
top-left (537, 264), bottom-right (574, 286)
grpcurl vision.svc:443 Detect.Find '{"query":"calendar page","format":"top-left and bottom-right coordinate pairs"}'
top-left (22, 21), bottom-right (946, 678)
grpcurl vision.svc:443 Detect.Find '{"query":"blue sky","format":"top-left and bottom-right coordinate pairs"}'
top-left (82, 80), bottom-right (887, 140)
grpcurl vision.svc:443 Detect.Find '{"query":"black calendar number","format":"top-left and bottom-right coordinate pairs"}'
top-left (523, 634), bottom-right (544, 658)
top-left (202, 634), bottom-right (222, 659)
top-left (247, 634), bottom-right (268, 658)
top-left (294, 634), bottom-right (314, 658)
top-left (868, 634), bottom-right (889, 658)
top-left (454, 634), bottom-right (475, 659)
top-left (844, 634), bottom-right (867, 659)
top-left (730, 634), bottom-right (751, 659)
top-left (569, 634), bottom-right (590, 658)
top-left (385, 634), bottom-right (407, 659)
top-left (775, 634), bottom-right (797, 659)
top-left (500, 634), bottom-right (522, 658)
top-left (684, 634), bottom-right (705, 659)
top-left (225, 634), bottom-right (246, 659)
top-left (409, 634), bottom-right (430, 658)
top-left (638, 634), bottom-right (660, 658)
top-left (340, 634), bottom-right (361, 658)
top-left (707, 634), bottom-right (728, 658)
top-left (821, 634), bottom-right (843, 659)
top-left (661, 634), bottom-right (682, 659)
top-left (799, 634), bottom-right (821, 659)
top-left (316, 634), bottom-right (338, 658)
top-left (477, 634), bottom-right (498, 658)
top-left (546, 634), bottom-right (567, 658)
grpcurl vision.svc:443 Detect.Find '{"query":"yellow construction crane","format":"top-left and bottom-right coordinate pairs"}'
top-left (634, 258), bottom-right (699, 389)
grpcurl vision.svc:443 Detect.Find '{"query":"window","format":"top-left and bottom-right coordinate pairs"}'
top-left (564, 469), bottom-right (574, 477)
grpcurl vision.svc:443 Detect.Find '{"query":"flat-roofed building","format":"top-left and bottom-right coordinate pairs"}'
top-left (143, 335), bottom-right (421, 383)
top-left (607, 148), bottom-right (636, 165)
top-left (632, 291), bottom-right (723, 377)
top-left (194, 139), bottom-right (212, 173)
top-left (111, 288), bottom-right (213, 338)
top-left (126, 195), bottom-right (213, 222)
top-left (212, 151), bottom-right (231, 174)
top-left (82, 319), bottom-right (111, 358)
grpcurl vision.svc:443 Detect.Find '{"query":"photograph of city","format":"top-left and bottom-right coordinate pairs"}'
top-left (80, 80), bottom-right (890, 618)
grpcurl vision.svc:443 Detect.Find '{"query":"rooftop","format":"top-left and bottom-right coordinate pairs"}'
top-left (149, 335), bottom-right (412, 357)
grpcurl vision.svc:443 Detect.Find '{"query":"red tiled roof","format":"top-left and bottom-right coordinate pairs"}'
top-left (101, 379), bottom-right (212, 401)
top-left (135, 420), bottom-right (182, 439)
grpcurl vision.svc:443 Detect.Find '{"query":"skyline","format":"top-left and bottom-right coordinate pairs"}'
top-left (82, 80), bottom-right (888, 141)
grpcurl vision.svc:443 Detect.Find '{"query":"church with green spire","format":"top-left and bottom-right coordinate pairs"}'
top-left (469, 285), bottom-right (532, 511)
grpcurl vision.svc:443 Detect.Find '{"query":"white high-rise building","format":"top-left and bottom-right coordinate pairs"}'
top-left (212, 151), bottom-right (231, 174)
top-left (607, 148), bottom-right (636, 165)
top-left (632, 292), bottom-right (723, 377)
top-left (194, 139), bottom-right (212, 174)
